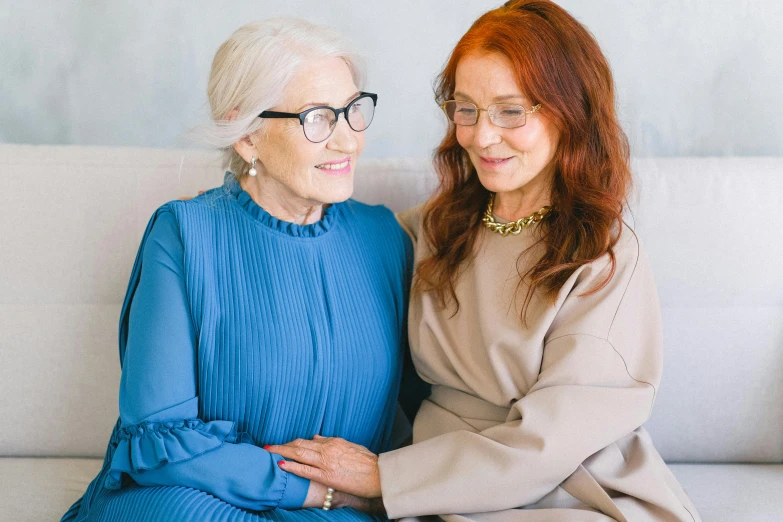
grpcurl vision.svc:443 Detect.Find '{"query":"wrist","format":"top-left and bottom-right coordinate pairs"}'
top-left (302, 482), bottom-right (328, 509)
top-left (322, 487), bottom-right (335, 510)
top-left (331, 490), bottom-right (383, 513)
top-left (331, 489), bottom-right (352, 509)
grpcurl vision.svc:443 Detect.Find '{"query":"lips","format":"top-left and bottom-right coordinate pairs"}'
top-left (316, 160), bottom-right (349, 170)
top-left (315, 157), bottom-right (351, 175)
top-left (479, 155), bottom-right (513, 169)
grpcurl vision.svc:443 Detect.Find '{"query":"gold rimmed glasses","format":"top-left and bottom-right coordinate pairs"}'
top-left (440, 100), bottom-right (541, 129)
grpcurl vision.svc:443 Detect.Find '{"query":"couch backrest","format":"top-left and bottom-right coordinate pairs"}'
top-left (1, 144), bottom-right (781, 463)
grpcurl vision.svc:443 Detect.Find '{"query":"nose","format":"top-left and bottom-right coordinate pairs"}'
top-left (325, 114), bottom-right (359, 154)
top-left (472, 110), bottom-right (502, 149)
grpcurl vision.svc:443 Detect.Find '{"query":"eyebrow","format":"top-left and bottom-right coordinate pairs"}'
top-left (294, 91), bottom-right (362, 113)
top-left (453, 92), bottom-right (527, 103)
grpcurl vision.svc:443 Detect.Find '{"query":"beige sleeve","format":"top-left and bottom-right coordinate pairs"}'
top-left (378, 234), bottom-right (664, 518)
top-left (395, 204), bottom-right (424, 244)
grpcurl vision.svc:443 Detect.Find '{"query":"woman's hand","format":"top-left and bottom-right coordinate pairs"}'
top-left (267, 435), bottom-right (382, 499)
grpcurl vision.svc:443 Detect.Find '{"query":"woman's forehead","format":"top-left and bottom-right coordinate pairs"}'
top-left (282, 57), bottom-right (358, 110)
top-left (455, 52), bottom-right (530, 103)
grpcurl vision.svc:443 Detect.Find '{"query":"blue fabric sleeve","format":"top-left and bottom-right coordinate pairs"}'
top-left (109, 209), bottom-right (309, 510)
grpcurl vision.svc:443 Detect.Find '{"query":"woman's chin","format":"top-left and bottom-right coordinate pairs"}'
top-left (475, 167), bottom-right (546, 197)
top-left (320, 178), bottom-right (355, 203)
top-left (476, 171), bottom-right (521, 195)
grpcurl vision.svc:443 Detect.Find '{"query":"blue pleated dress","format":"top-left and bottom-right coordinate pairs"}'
top-left (62, 174), bottom-right (413, 522)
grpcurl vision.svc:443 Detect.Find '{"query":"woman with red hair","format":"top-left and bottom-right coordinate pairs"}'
top-left (269, 1), bottom-right (701, 520)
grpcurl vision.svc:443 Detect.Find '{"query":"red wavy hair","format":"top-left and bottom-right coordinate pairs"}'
top-left (415, 0), bottom-right (631, 322)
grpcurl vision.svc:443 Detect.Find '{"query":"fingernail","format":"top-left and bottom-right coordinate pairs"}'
top-left (277, 460), bottom-right (285, 468)
top-left (263, 445), bottom-right (271, 450)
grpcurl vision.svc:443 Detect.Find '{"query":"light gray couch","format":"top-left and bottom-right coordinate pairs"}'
top-left (1, 144), bottom-right (782, 521)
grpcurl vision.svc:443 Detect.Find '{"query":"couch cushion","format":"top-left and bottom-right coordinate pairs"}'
top-left (0, 457), bottom-right (102, 521)
top-left (2, 145), bottom-right (783, 464)
top-left (628, 158), bottom-right (783, 464)
top-left (0, 146), bottom-right (225, 458)
top-left (670, 464), bottom-right (783, 522)
top-left (0, 459), bottom-right (780, 522)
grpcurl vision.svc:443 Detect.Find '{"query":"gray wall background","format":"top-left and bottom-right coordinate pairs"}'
top-left (1, 0), bottom-right (781, 158)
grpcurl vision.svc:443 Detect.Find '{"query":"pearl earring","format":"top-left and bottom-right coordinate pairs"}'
top-left (248, 157), bottom-right (257, 177)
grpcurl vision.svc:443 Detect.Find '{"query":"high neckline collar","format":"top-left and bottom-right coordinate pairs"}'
top-left (225, 172), bottom-right (340, 238)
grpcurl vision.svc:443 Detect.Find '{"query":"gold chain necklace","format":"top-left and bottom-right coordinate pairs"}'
top-left (482, 194), bottom-right (554, 236)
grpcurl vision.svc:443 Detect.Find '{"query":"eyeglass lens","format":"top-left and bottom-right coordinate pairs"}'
top-left (303, 95), bottom-right (376, 142)
top-left (442, 101), bottom-right (527, 129)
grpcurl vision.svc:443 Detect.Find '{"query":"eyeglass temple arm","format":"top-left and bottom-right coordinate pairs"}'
top-left (258, 111), bottom-right (299, 118)
top-left (259, 110), bottom-right (313, 127)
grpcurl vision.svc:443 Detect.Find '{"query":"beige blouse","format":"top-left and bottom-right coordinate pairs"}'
top-left (378, 205), bottom-right (700, 522)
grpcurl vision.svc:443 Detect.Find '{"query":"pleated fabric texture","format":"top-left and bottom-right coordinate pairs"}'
top-left (62, 174), bottom-right (412, 522)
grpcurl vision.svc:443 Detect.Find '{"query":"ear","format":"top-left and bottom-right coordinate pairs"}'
top-left (224, 107), bottom-right (258, 163)
top-left (233, 134), bottom-right (256, 163)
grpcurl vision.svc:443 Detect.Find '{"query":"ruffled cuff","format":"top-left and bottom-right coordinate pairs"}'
top-left (105, 418), bottom-right (247, 489)
top-left (277, 471), bottom-right (311, 509)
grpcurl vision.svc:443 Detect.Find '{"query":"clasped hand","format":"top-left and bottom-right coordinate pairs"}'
top-left (266, 435), bottom-right (383, 508)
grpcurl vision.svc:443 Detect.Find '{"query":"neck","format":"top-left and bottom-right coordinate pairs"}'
top-left (493, 188), bottom-right (551, 222)
top-left (240, 175), bottom-right (324, 226)
top-left (492, 166), bottom-right (554, 220)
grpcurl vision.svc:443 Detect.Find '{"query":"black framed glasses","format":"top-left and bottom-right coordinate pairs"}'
top-left (259, 92), bottom-right (378, 143)
top-left (440, 100), bottom-right (541, 129)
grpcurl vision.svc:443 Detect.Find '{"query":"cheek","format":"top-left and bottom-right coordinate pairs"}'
top-left (263, 127), bottom-right (297, 164)
top-left (532, 119), bottom-right (559, 153)
top-left (455, 127), bottom-right (473, 150)
top-left (282, 135), bottom-right (319, 169)
top-left (355, 132), bottom-right (366, 154)
top-left (263, 135), bottom-right (319, 183)
top-left (506, 125), bottom-right (552, 155)
top-left (545, 127), bottom-right (560, 158)
top-left (296, 145), bottom-right (320, 168)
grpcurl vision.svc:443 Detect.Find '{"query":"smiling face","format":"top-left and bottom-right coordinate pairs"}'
top-left (454, 52), bottom-right (560, 215)
top-left (248, 56), bottom-right (365, 208)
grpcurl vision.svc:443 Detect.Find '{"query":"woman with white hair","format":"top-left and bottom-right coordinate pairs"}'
top-left (62, 18), bottom-right (409, 521)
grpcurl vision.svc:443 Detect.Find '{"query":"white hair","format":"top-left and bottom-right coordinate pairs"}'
top-left (192, 18), bottom-right (365, 179)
